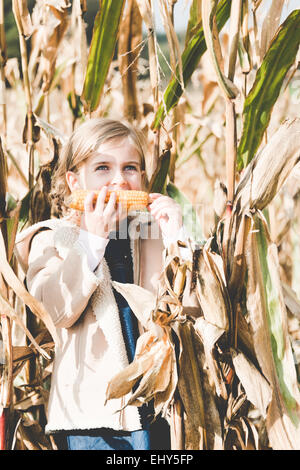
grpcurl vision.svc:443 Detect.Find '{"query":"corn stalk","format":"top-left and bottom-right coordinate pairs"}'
top-left (118, 0), bottom-right (142, 122)
top-left (0, 0), bottom-right (7, 143)
top-left (0, 136), bottom-right (11, 451)
top-left (12, 0), bottom-right (35, 190)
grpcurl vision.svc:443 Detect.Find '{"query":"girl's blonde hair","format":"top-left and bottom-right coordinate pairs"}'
top-left (51, 118), bottom-right (149, 216)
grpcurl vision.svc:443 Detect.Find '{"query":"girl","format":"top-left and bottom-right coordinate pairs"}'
top-left (15, 118), bottom-right (188, 451)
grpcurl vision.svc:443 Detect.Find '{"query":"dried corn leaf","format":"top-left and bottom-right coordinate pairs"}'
top-left (118, 0), bottom-right (142, 121)
top-left (245, 213), bottom-right (300, 449)
top-left (0, 138), bottom-right (7, 223)
top-left (105, 331), bottom-right (157, 400)
top-left (111, 281), bottom-right (160, 333)
top-left (40, 1), bottom-right (70, 93)
top-left (194, 317), bottom-right (227, 398)
top-left (181, 264), bottom-right (202, 319)
top-left (12, 0), bottom-right (33, 38)
top-left (237, 11), bottom-right (300, 169)
top-left (195, 246), bottom-right (230, 331)
top-left (0, 292), bottom-right (50, 359)
top-left (135, 0), bottom-right (159, 104)
top-left (14, 391), bottom-right (44, 411)
top-left (126, 337), bottom-right (174, 411)
top-left (227, 212), bottom-right (251, 306)
top-left (173, 320), bottom-right (223, 450)
top-left (174, 322), bottom-right (206, 449)
top-left (226, 0), bottom-right (242, 81)
top-left (153, 347), bottom-right (177, 417)
top-left (201, 0), bottom-right (238, 99)
top-left (106, 330), bottom-right (177, 416)
top-left (0, 230), bottom-right (59, 345)
top-left (231, 349), bottom-right (272, 418)
top-left (234, 118), bottom-right (300, 215)
top-left (282, 283), bottom-right (300, 320)
top-left (259, 0), bottom-right (285, 61)
top-left (17, 418), bottom-right (52, 450)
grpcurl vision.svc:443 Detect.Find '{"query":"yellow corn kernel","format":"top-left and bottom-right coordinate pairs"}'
top-left (67, 189), bottom-right (149, 212)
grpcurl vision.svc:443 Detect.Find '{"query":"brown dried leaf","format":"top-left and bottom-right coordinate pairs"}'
top-left (14, 391), bottom-right (44, 411)
top-left (195, 247), bottom-right (230, 331)
top-left (231, 349), bottom-right (272, 418)
top-left (234, 118), bottom-right (300, 215)
top-left (174, 322), bottom-right (207, 449)
top-left (118, 0), bottom-right (142, 121)
top-left (194, 317), bottom-right (227, 399)
top-left (111, 281), bottom-right (158, 332)
top-left (259, 0), bottom-right (285, 60)
top-left (0, 292), bottom-right (51, 359)
top-left (105, 332), bottom-right (158, 400)
top-left (12, 0), bottom-right (33, 38)
top-left (245, 214), bottom-right (300, 449)
top-left (17, 418), bottom-right (53, 450)
top-left (0, 230), bottom-right (59, 345)
top-left (106, 330), bottom-right (177, 417)
top-left (40, 1), bottom-right (70, 93)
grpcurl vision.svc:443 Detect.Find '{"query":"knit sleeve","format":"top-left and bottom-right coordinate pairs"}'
top-left (26, 229), bottom-right (101, 328)
top-left (77, 229), bottom-right (109, 272)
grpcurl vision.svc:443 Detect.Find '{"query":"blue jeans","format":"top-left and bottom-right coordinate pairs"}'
top-left (66, 428), bottom-right (151, 450)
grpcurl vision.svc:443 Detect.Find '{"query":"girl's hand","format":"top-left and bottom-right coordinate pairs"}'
top-left (148, 193), bottom-right (183, 239)
top-left (80, 186), bottom-right (127, 238)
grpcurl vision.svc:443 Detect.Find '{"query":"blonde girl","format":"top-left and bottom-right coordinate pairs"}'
top-left (15, 118), bottom-right (186, 450)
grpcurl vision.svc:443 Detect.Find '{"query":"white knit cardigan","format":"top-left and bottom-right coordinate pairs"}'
top-left (15, 213), bottom-right (160, 433)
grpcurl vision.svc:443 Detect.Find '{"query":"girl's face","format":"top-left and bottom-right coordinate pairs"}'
top-left (66, 137), bottom-right (145, 193)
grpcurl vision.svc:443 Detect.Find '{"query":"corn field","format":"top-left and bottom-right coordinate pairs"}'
top-left (0, 0), bottom-right (300, 451)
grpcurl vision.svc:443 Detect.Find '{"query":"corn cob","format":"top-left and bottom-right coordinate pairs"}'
top-left (67, 189), bottom-right (149, 212)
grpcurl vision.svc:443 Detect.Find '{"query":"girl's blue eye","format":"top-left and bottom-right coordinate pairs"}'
top-left (125, 165), bottom-right (138, 171)
top-left (95, 165), bottom-right (109, 171)
top-left (95, 164), bottom-right (138, 171)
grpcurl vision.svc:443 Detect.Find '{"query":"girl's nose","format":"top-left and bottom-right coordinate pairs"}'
top-left (110, 170), bottom-right (128, 187)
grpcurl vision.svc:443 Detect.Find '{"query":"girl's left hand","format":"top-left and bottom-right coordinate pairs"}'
top-left (148, 193), bottom-right (183, 239)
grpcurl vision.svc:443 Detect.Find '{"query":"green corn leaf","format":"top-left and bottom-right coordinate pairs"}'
top-left (185, 0), bottom-right (202, 46)
top-left (237, 9), bottom-right (300, 170)
top-left (201, 0), bottom-right (239, 100)
top-left (81, 0), bottom-right (125, 113)
top-left (148, 149), bottom-right (171, 194)
top-left (249, 214), bottom-right (300, 432)
top-left (152, 0), bottom-right (230, 130)
top-left (166, 182), bottom-right (204, 244)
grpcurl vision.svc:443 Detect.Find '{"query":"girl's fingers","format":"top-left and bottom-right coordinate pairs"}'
top-left (84, 191), bottom-right (97, 212)
top-left (103, 191), bottom-right (117, 215)
top-left (149, 194), bottom-right (179, 210)
top-left (149, 193), bottom-right (162, 199)
top-left (148, 193), bottom-right (164, 204)
top-left (95, 186), bottom-right (108, 213)
top-left (150, 199), bottom-right (179, 215)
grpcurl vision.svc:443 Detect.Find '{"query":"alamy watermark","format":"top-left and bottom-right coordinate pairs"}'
top-left (107, 202), bottom-right (206, 244)
top-left (289, 78), bottom-right (300, 105)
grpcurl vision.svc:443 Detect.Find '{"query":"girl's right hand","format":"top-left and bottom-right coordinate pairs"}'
top-left (80, 186), bottom-right (124, 238)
